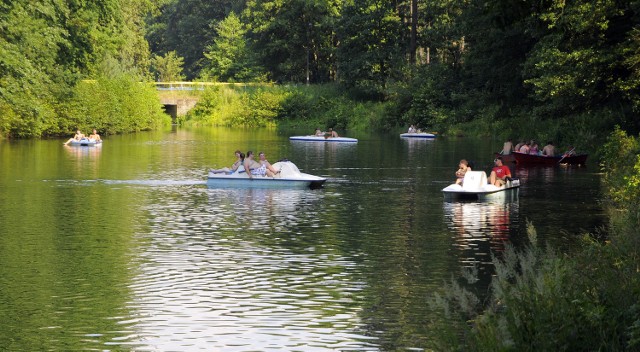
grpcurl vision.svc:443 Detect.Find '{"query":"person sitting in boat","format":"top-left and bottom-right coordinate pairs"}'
top-left (501, 139), bottom-right (514, 155)
top-left (455, 159), bottom-right (471, 185)
top-left (489, 157), bottom-right (512, 187)
top-left (314, 128), bottom-right (324, 136)
top-left (210, 150), bottom-right (243, 174)
top-left (563, 146), bottom-right (576, 157)
top-left (244, 151), bottom-right (266, 178)
top-left (258, 151), bottom-right (280, 177)
top-left (518, 141), bottom-right (530, 154)
top-left (514, 140), bottom-right (525, 152)
top-left (63, 129), bottom-right (85, 145)
top-left (408, 125), bottom-right (417, 133)
top-left (88, 129), bottom-right (101, 142)
top-left (529, 141), bottom-right (539, 155)
top-left (541, 141), bottom-right (556, 157)
top-left (326, 128), bottom-right (339, 138)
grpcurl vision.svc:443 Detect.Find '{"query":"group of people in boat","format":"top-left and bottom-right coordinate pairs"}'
top-left (501, 138), bottom-right (575, 157)
top-left (314, 128), bottom-right (339, 138)
top-left (63, 129), bottom-right (101, 145)
top-left (210, 150), bottom-right (281, 178)
top-left (407, 125), bottom-right (427, 133)
top-left (454, 157), bottom-right (513, 187)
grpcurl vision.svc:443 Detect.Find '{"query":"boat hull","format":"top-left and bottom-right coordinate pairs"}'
top-left (207, 176), bottom-right (325, 189)
top-left (442, 171), bottom-right (520, 201)
top-left (443, 185), bottom-right (520, 202)
top-left (513, 152), bottom-right (587, 165)
top-left (289, 136), bottom-right (358, 143)
top-left (68, 140), bottom-right (102, 147)
top-left (206, 161), bottom-right (326, 189)
top-left (400, 132), bottom-right (436, 139)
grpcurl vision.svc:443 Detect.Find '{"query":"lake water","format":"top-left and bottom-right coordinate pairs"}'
top-left (0, 127), bottom-right (605, 351)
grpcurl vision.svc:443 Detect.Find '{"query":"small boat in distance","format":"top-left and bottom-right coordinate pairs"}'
top-left (512, 152), bottom-right (587, 165)
top-left (400, 132), bottom-right (436, 139)
top-left (67, 139), bottom-right (102, 147)
top-left (289, 135), bottom-right (358, 143)
top-left (207, 161), bottom-right (326, 189)
top-left (442, 171), bottom-right (520, 201)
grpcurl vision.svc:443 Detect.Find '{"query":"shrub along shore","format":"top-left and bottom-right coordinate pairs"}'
top-left (428, 128), bottom-right (640, 351)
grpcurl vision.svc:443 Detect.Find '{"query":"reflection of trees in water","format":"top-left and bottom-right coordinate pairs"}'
top-left (206, 188), bottom-right (325, 235)
top-left (443, 201), bottom-right (520, 276)
top-left (515, 165), bottom-right (556, 185)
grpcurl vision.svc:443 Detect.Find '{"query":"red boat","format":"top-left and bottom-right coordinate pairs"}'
top-left (512, 152), bottom-right (588, 165)
top-left (494, 153), bottom-right (516, 163)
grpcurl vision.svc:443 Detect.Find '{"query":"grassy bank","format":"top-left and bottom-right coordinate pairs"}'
top-left (181, 83), bottom-right (393, 132)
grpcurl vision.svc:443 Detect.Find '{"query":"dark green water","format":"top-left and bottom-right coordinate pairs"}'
top-left (0, 127), bottom-right (605, 351)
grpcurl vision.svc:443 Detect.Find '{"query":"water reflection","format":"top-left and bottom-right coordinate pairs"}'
top-left (63, 144), bottom-right (102, 158)
top-left (443, 200), bottom-right (520, 274)
top-left (121, 186), bottom-right (375, 351)
top-left (205, 188), bottom-right (326, 231)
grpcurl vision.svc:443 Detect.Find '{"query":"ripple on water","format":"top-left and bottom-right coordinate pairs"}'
top-left (118, 186), bottom-right (377, 351)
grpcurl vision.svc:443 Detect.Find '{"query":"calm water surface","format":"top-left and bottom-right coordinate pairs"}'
top-left (0, 127), bottom-right (605, 351)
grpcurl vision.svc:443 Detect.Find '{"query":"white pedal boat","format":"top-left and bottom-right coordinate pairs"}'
top-left (289, 135), bottom-right (358, 143)
top-left (400, 132), bottom-right (436, 139)
top-left (207, 161), bottom-right (326, 189)
top-left (442, 171), bottom-right (520, 201)
top-left (68, 139), bottom-right (102, 147)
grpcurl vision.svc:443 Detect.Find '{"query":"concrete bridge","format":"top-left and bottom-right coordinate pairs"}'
top-left (156, 82), bottom-right (206, 122)
top-left (156, 82), bottom-right (269, 122)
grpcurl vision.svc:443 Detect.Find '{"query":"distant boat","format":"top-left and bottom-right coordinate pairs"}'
top-left (442, 171), bottom-right (520, 201)
top-left (207, 161), bottom-right (326, 189)
top-left (400, 132), bottom-right (436, 139)
top-left (67, 139), bottom-right (102, 147)
top-left (512, 152), bottom-right (588, 165)
top-left (289, 135), bottom-right (358, 143)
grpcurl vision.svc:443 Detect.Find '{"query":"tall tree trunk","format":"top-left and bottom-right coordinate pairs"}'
top-left (409, 0), bottom-right (418, 64)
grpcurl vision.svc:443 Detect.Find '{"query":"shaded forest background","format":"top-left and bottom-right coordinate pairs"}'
top-left (2, 1), bottom-right (640, 349)
top-left (1, 0), bottom-right (640, 143)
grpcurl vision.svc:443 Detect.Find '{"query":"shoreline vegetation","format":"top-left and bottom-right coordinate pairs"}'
top-left (2, 0), bottom-right (640, 348)
top-left (429, 127), bottom-right (640, 351)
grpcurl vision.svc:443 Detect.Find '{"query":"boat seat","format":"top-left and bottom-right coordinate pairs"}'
top-left (462, 171), bottom-right (488, 191)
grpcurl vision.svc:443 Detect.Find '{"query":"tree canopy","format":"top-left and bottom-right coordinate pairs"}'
top-left (2, 0), bottom-right (639, 138)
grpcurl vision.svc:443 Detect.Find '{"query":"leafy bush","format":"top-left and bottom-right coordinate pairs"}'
top-left (600, 127), bottom-right (640, 207)
top-left (431, 221), bottom-right (640, 351)
top-left (67, 76), bottom-right (170, 135)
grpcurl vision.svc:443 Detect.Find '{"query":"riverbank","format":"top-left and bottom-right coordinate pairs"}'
top-left (429, 128), bottom-right (640, 351)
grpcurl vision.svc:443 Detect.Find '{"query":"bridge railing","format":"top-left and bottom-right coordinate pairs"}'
top-left (154, 82), bottom-right (270, 91)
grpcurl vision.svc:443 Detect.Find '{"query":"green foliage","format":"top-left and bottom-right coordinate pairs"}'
top-left (152, 51), bottom-right (186, 81)
top-left (145, 0), bottom-right (241, 79)
top-left (183, 83), bottom-right (391, 131)
top-left (430, 217), bottom-right (640, 351)
top-left (243, 0), bottom-right (341, 84)
top-left (0, 0), bottom-right (157, 138)
top-left (336, 0), bottom-right (405, 99)
top-left (67, 77), bottom-right (170, 135)
top-left (200, 12), bottom-right (265, 82)
top-left (600, 127), bottom-right (640, 207)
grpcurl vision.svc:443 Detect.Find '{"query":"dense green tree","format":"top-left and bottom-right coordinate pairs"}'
top-left (336, 0), bottom-right (405, 99)
top-left (0, 0), bottom-right (71, 137)
top-left (201, 12), bottom-right (264, 82)
top-left (151, 51), bottom-right (185, 81)
top-left (243, 0), bottom-right (340, 83)
top-left (524, 0), bottom-right (639, 129)
top-left (0, 0), bottom-right (160, 138)
top-left (145, 0), bottom-right (245, 80)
